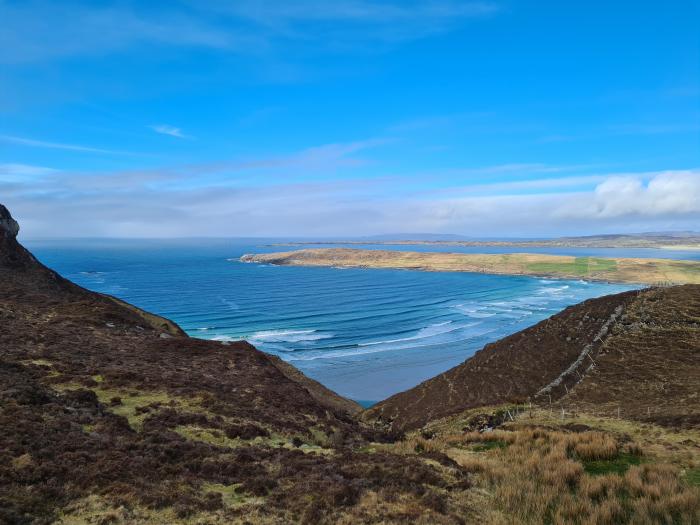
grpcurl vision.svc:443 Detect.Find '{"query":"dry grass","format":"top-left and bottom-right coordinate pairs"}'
top-left (389, 407), bottom-right (700, 525)
top-left (54, 494), bottom-right (272, 525)
top-left (569, 432), bottom-right (618, 461)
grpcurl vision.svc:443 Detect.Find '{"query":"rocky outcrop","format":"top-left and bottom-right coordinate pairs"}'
top-left (0, 204), bottom-right (38, 269)
top-left (0, 205), bottom-right (188, 335)
top-left (0, 204), bottom-right (19, 239)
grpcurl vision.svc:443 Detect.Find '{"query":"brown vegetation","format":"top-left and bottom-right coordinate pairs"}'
top-left (0, 204), bottom-right (471, 524)
top-left (560, 285), bottom-right (700, 427)
top-left (388, 407), bottom-right (700, 525)
top-left (366, 285), bottom-right (700, 433)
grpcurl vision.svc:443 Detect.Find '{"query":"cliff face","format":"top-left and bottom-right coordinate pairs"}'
top-left (1, 204), bottom-right (38, 269)
top-left (365, 285), bottom-right (700, 432)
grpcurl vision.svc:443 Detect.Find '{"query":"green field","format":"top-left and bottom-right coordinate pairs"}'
top-left (526, 257), bottom-right (618, 276)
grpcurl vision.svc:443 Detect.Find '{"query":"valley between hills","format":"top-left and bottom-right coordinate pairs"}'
top-left (1, 204), bottom-right (699, 525)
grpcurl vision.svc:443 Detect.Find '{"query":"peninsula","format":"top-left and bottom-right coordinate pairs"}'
top-left (241, 248), bottom-right (700, 285)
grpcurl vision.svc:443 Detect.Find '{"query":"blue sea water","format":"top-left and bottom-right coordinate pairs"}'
top-left (25, 239), bottom-right (695, 404)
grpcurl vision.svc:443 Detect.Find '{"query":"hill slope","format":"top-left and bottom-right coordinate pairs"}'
top-left (0, 205), bottom-right (471, 525)
top-left (364, 285), bottom-right (700, 432)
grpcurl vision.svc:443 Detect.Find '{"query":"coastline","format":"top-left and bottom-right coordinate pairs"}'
top-left (241, 248), bottom-right (700, 286)
top-left (660, 244), bottom-right (700, 251)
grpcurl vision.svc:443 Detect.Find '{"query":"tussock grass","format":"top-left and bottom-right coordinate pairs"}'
top-left (54, 494), bottom-right (270, 525)
top-left (568, 432), bottom-right (618, 461)
top-left (394, 407), bottom-right (700, 524)
top-left (175, 424), bottom-right (334, 455)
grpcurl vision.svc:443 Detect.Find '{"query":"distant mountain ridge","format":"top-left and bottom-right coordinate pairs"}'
top-left (272, 231), bottom-right (700, 248)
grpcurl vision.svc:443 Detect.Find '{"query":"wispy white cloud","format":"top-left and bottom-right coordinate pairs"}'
top-left (169, 137), bottom-right (392, 177)
top-left (212, 1), bottom-right (499, 23)
top-left (0, 1), bottom-right (242, 64)
top-left (403, 163), bottom-right (603, 188)
top-left (150, 124), bottom-right (190, 139)
top-left (0, 163), bottom-right (57, 177)
top-left (446, 163), bottom-right (582, 176)
top-left (0, 1), bottom-right (500, 64)
top-left (0, 134), bottom-right (126, 155)
top-left (435, 175), bottom-right (609, 196)
top-left (4, 161), bottom-right (698, 238)
top-left (1, 138), bottom-right (390, 197)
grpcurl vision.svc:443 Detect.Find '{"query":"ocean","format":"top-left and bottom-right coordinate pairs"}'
top-left (25, 239), bottom-right (697, 405)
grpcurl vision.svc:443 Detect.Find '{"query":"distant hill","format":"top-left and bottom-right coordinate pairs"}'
top-left (273, 232), bottom-right (700, 248)
top-left (362, 233), bottom-right (472, 241)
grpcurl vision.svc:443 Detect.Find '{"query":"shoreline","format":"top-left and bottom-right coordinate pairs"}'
top-left (241, 248), bottom-right (700, 286)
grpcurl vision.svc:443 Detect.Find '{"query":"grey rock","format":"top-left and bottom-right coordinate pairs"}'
top-left (0, 204), bottom-right (20, 239)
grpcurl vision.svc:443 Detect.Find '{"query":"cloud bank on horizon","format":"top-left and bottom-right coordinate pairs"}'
top-left (0, 0), bottom-right (698, 238)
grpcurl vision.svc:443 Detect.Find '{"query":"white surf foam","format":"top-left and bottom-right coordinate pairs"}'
top-left (536, 285), bottom-right (570, 295)
top-left (453, 304), bottom-right (497, 318)
top-left (289, 325), bottom-right (497, 362)
top-left (358, 321), bottom-right (477, 347)
top-left (248, 329), bottom-right (334, 344)
top-left (211, 335), bottom-right (234, 341)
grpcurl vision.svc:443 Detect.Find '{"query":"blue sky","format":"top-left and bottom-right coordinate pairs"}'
top-left (1, 0), bottom-right (699, 238)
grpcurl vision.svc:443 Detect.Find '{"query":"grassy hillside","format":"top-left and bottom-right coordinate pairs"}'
top-left (379, 404), bottom-right (700, 524)
top-left (364, 285), bottom-right (700, 433)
